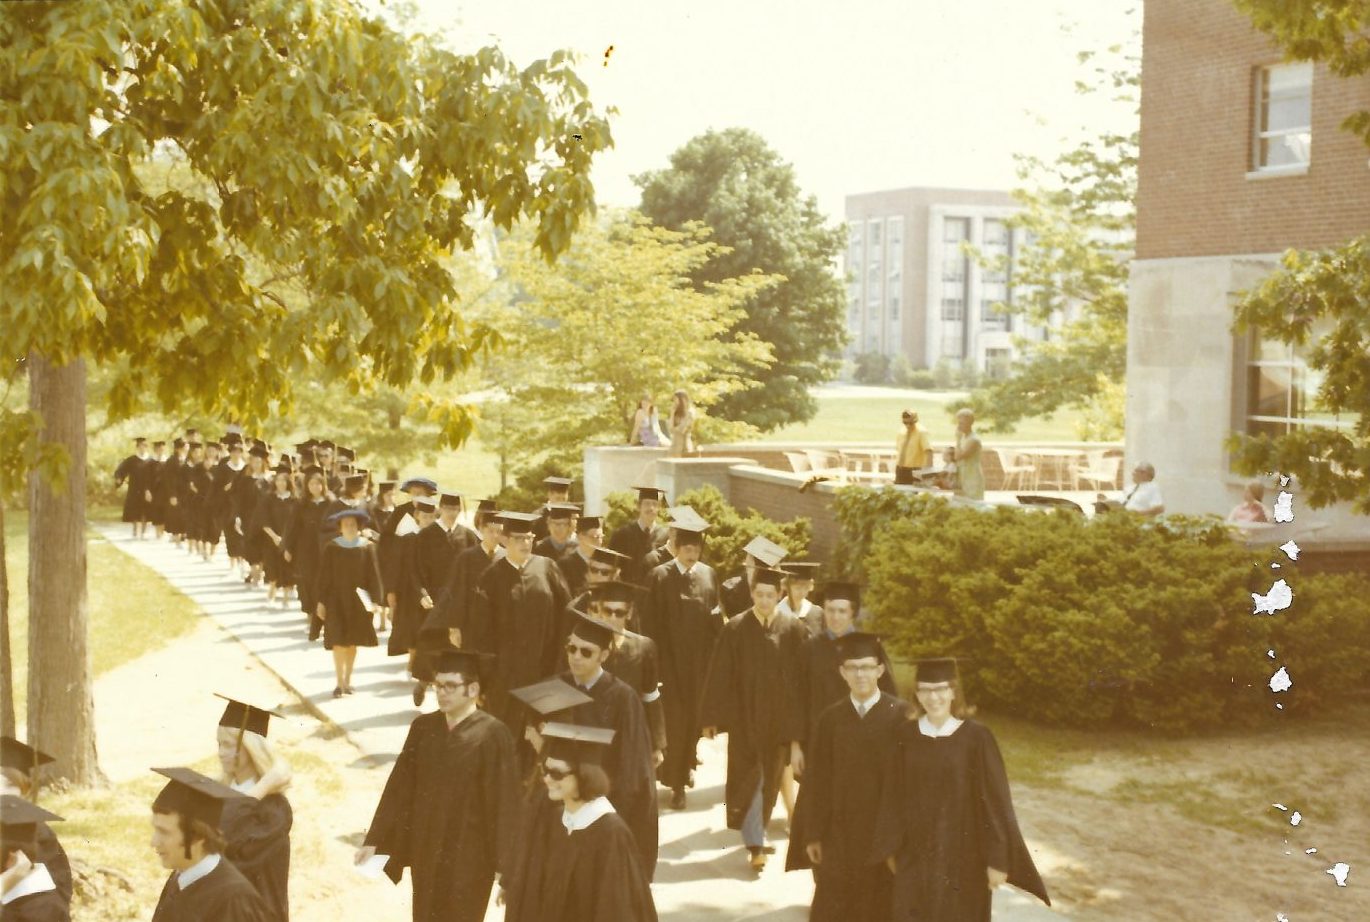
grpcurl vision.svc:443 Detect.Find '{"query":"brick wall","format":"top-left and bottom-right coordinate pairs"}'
top-left (1137, 0), bottom-right (1370, 259)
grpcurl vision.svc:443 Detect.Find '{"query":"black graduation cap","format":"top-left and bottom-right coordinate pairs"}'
top-left (134, 436), bottom-right (148, 444)
top-left (474, 499), bottom-right (499, 526)
top-left (590, 546), bottom-right (630, 568)
top-left (540, 722), bottom-right (615, 766)
top-left (780, 561), bottom-right (820, 581)
top-left (184, 428), bottom-right (201, 438)
top-left (497, 511), bottom-right (540, 535)
top-left (428, 645), bottom-right (493, 681)
top-left (326, 507), bottom-right (371, 526)
top-left (576, 515), bottom-right (602, 533)
top-left (152, 440), bottom-right (166, 449)
top-left (151, 767), bottom-right (248, 827)
top-left (344, 473), bottom-right (369, 494)
top-left (378, 481), bottom-right (397, 494)
top-left (545, 503), bottom-right (580, 521)
top-left (412, 496), bottom-right (438, 513)
top-left (832, 631), bottom-right (885, 663)
top-left (205, 440), bottom-right (222, 451)
top-left (222, 433), bottom-right (244, 447)
top-left (295, 441), bottom-right (315, 454)
top-left (819, 580), bottom-right (861, 608)
top-left (751, 567), bottom-right (786, 589)
top-left (337, 447), bottom-right (357, 462)
top-left (0, 795), bottom-right (62, 856)
top-left (743, 536), bottom-right (788, 568)
top-left (587, 581), bottom-right (638, 615)
top-left (632, 485), bottom-right (666, 503)
top-left (399, 477), bottom-right (438, 493)
top-left (476, 498), bottom-right (498, 512)
top-left (568, 609), bottom-right (623, 649)
top-left (915, 658), bottom-right (959, 685)
top-left (173, 438), bottom-right (186, 449)
top-left (439, 493), bottom-right (463, 508)
top-left (187, 441), bottom-right (203, 450)
top-left (248, 444), bottom-right (270, 460)
top-left (0, 737), bottom-right (55, 775)
top-left (301, 465), bottom-right (325, 478)
top-left (214, 694), bottom-right (286, 738)
top-left (273, 462), bottom-right (293, 476)
top-left (318, 440), bottom-right (337, 452)
top-left (509, 678), bottom-right (593, 719)
top-left (542, 476), bottom-right (573, 490)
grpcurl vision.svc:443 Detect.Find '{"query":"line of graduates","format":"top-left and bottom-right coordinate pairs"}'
top-left (0, 693), bottom-right (293, 922)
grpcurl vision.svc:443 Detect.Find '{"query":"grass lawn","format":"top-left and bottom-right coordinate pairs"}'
top-left (764, 388), bottom-right (1087, 444)
top-left (5, 509), bottom-right (200, 723)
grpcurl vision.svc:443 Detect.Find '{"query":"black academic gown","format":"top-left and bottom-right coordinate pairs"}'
top-left (605, 632), bottom-right (668, 753)
top-left (34, 823), bottom-right (72, 907)
top-left (719, 574), bottom-right (753, 618)
top-left (504, 805), bottom-right (657, 922)
top-left (315, 538), bottom-right (382, 650)
top-left (115, 454), bottom-right (156, 522)
top-left (216, 463), bottom-right (250, 559)
top-left (151, 857), bottom-right (271, 922)
top-left (253, 494), bottom-right (296, 587)
top-left (0, 886), bottom-right (68, 922)
top-left (699, 609), bottom-right (809, 831)
top-left (607, 520), bottom-right (670, 586)
top-left (284, 498), bottom-right (332, 635)
top-left (364, 709), bottom-right (520, 922)
top-left (532, 536), bottom-right (573, 562)
top-left (796, 632), bottom-right (898, 753)
top-left (387, 531), bottom-right (426, 656)
top-left (786, 693), bottom-right (907, 922)
top-left (219, 793), bottom-right (292, 922)
top-left (641, 560), bottom-right (723, 791)
top-left (556, 550), bottom-right (592, 599)
top-left (424, 543), bottom-right (502, 637)
top-left (872, 719), bottom-right (1050, 922)
top-left (559, 670), bottom-right (659, 878)
top-left (467, 557), bottom-right (573, 735)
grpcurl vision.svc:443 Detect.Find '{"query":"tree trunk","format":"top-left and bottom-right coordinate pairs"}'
top-left (27, 353), bottom-right (101, 786)
top-left (0, 500), bottom-right (14, 739)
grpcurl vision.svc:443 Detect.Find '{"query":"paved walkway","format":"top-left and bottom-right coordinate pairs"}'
top-left (99, 525), bottom-right (1061, 921)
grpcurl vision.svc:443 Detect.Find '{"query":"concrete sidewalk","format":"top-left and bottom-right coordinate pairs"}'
top-left (99, 525), bottom-right (1061, 921)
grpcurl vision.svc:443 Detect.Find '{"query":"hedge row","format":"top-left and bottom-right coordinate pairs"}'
top-left (833, 486), bottom-right (1370, 733)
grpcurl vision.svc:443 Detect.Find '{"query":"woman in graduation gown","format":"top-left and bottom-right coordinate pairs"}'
top-left (179, 443), bottom-right (210, 558)
top-left (215, 698), bottom-right (293, 922)
top-left (502, 725), bottom-right (657, 922)
top-left (0, 740), bottom-right (71, 910)
top-left (253, 467), bottom-right (298, 606)
top-left (314, 509), bottom-right (382, 697)
top-left (872, 658), bottom-right (1049, 922)
top-left (283, 468), bottom-right (335, 640)
top-left (0, 797), bottom-right (69, 922)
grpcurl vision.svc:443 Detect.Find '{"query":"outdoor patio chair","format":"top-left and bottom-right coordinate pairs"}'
top-left (995, 448), bottom-right (1037, 490)
top-left (782, 451), bottom-right (811, 473)
top-left (1076, 453), bottom-right (1123, 491)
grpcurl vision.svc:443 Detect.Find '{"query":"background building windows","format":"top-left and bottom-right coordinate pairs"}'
top-left (1244, 331), bottom-right (1349, 439)
top-left (886, 216), bottom-right (903, 324)
top-left (940, 217), bottom-right (970, 357)
top-left (985, 347), bottom-right (1012, 380)
top-left (866, 218), bottom-right (884, 331)
top-left (1253, 62), bottom-right (1313, 171)
top-left (980, 218), bottom-right (1012, 331)
top-left (846, 221), bottom-right (864, 341)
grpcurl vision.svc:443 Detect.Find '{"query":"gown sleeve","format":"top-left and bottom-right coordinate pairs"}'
top-left (975, 724), bottom-right (1051, 906)
top-left (35, 823), bottom-right (72, 907)
top-left (698, 625), bottom-right (736, 733)
top-left (870, 727), bottom-right (907, 865)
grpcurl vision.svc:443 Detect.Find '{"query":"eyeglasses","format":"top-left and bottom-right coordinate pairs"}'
top-left (598, 605), bottom-right (631, 618)
top-left (588, 565), bottom-right (617, 576)
top-left (917, 685), bottom-right (955, 697)
top-left (565, 642), bottom-right (600, 658)
top-left (840, 663), bottom-right (882, 674)
top-left (542, 763), bottom-right (572, 781)
top-left (432, 681), bottom-right (469, 694)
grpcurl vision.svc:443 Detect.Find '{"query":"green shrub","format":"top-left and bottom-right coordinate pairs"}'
top-left (494, 458), bottom-right (584, 512)
top-left (604, 484), bottom-right (810, 577)
top-left (833, 486), bottom-right (1313, 732)
top-left (853, 351), bottom-right (891, 385)
top-left (905, 369), bottom-right (936, 390)
top-left (1266, 570), bottom-right (1370, 715)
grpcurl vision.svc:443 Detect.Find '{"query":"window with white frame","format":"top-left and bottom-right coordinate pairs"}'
top-left (866, 218), bottom-right (883, 324)
top-left (846, 221), bottom-right (863, 333)
top-left (1253, 62), bottom-right (1312, 171)
top-left (984, 347), bottom-right (1012, 380)
top-left (886, 216), bottom-right (903, 323)
top-left (980, 218), bottom-right (1012, 331)
top-left (1244, 331), bottom-right (1350, 440)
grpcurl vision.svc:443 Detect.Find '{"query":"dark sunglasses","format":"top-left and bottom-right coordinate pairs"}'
top-left (542, 763), bottom-right (572, 781)
top-left (565, 642), bottom-right (600, 658)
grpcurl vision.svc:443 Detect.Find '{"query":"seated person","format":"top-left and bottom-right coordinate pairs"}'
top-left (1095, 461), bottom-right (1164, 517)
top-left (1227, 480), bottom-right (1270, 524)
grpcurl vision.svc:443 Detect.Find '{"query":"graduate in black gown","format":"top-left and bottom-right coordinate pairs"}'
top-left (0, 739), bottom-right (71, 910)
top-left (794, 583), bottom-right (897, 758)
top-left (421, 493), bottom-right (480, 581)
top-left (639, 509), bottom-right (722, 810)
top-left (160, 439), bottom-right (187, 543)
top-left (113, 436), bottom-right (157, 539)
top-left (547, 612), bottom-right (659, 877)
top-left (0, 797), bottom-right (68, 922)
top-left (555, 514), bottom-right (603, 599)
top-left (149, 767), bottom-right (271, 922)
top-left (386, 496), bottom-right (437, 689)
top-left (589, 582), bottom-right (667, 760)
top-left (466, 512), bottom-right (573, 738)
top-left (213, 696), bottom-right (293, 922)
top-left (872, 659), bottom-right (1050, 921)
top-left (216, 439), bottom-right (251, 570)
top-left (283, 467), bottom-right (334, 640)
top-left (421, 500), bottom-right (503, 651)
top-left (254, 467), bottom-right (298, 606)
top-left (358, 649), bottom-right (520, 922)
top-left (234, 446), bottom-right (274, 585)
top-left (532, 503), bottom-right (578, 561)
top-left (699, 567), bottom-right (809, 872)
top-left (786, 633), bottom-right (905, 922)
top-left (530, 476), bottom-right (573, 542)
top-left (719, 535), bottom-right (789, 618)
top-left (606, 487), bottom-right (669, 586)
top-left (314, 508), bottom-right (383, 697)
top-left (502, 724), bottom-right (657, 922)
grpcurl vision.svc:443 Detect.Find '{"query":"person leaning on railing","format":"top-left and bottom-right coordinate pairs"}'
top-left (894, 410), bottom-right (931, 486)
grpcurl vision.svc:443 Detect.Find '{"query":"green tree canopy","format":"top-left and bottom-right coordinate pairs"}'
top-left (635, 127), bottom-right (846, 431)
top-left (960, 38), bottom-right (1138, 438)
top-left (475, 213), bottom-right (778, 484)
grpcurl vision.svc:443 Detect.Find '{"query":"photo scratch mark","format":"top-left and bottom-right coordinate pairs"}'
top-left (1325, 863), bottom-right (1350, 887)
top-left (1252, 579), bottom-right (1293, 615)
top-left (1269, 667), bottom-right (1292, 693)
top-left (1279, 540), bottom-right (1300, 560)
top-left (1273, 491), bottom-right (1295, 522)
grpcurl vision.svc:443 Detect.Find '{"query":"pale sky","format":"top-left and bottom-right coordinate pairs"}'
top-left (387, 0), bottom-right (1141, 224)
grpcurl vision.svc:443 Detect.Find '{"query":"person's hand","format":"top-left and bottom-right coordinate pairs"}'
top-left (448, 628), bottom-right (462, 647)
top-left (316, 603), bottom-right (326, 620)
top-left (806, 842), bottom-right (823, 865)
top-left (170, 496), bottom-right (178, 506)
top-left (702, 726), bottom-right (717, 739)
top-left (283, 550), bottom-right (292, 563)
top-left (387, 593), bottom-right (398, 611)
top-left (234, 518), bottom-right (244, 535)
top-left (524, 725), bottom-right (543, 750)
top-left (790, 742), bottom-right (805, 780)
top-left (495, 887), bottom-right (506, 907)
top-left (271, 534), bottom-right (282, 546)
top-left (420, 594), bottom-right (434, 610)
top-left (885, 855), bottom-right (898, 874)
top-left (144, 490), bottom-right (153, 502)
top-left (987, 866), bottom-right (1008, 890)
top-left (652, 749), bottom-right (664, 768)
top-left (354, 845), bottom-right (376, 866)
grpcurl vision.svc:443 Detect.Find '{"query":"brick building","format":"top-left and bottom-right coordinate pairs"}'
top-left (1128, 0), bottom-right (1370, 544)
top-left (845, 187), bottom-right (1064, 376)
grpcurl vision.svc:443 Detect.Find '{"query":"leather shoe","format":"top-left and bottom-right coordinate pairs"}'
top-left (669, 789), bottom-right (686, 810)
